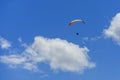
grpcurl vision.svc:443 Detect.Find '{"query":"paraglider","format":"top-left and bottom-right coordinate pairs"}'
top-left (68, 19), bottom-right (85, 35)
top-left (68, 19), bottom-right (85, 26)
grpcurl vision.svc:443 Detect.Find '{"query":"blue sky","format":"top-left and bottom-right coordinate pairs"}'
top-left (0, 0), bottom-right (120, 80)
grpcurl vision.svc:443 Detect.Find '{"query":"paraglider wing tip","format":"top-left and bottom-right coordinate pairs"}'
top-left (68, 22), bottom-right (73, 26)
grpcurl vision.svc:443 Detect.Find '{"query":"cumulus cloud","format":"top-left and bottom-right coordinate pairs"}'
top-left (23, 62), bottom-right (38, 71)
top-left (104, 13), bottom-right (120, 45)
top-left (0, 54), bottom-right (38, 71)
top-left (0, 36), bottom-right (95, 72)
top-left (0, 55), bottom-right (26, 68)
top-left (0, 37), bottom-right (11, 49)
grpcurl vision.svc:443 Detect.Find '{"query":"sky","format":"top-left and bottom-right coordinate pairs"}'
top-left (0, 0), bottom-right (120, 80)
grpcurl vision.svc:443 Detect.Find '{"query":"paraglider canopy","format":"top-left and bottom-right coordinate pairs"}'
top-left (68, 19), bottom-right (85, 26)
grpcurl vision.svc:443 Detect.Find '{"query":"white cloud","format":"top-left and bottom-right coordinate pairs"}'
top-left (30, 36), bottom-right (95, 72)
top-left (82, 36), bottom-right (102, 41)
top-left (82, 36), bottom-right (102, 44)
top-left (0, 37), bottom-right (11, 49)
top-left (0, 55), bottom-right (26, 68)
top-left (23, 62), bottom-right (38, 72)
top-left (0, 36), bottom-right (95, 72)
top-left (0, 54), bottom-right (38, 71)
top-left (18, 37), bottom-right (23, 43)
top-left (104, 13), bottom-right (120, 45)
